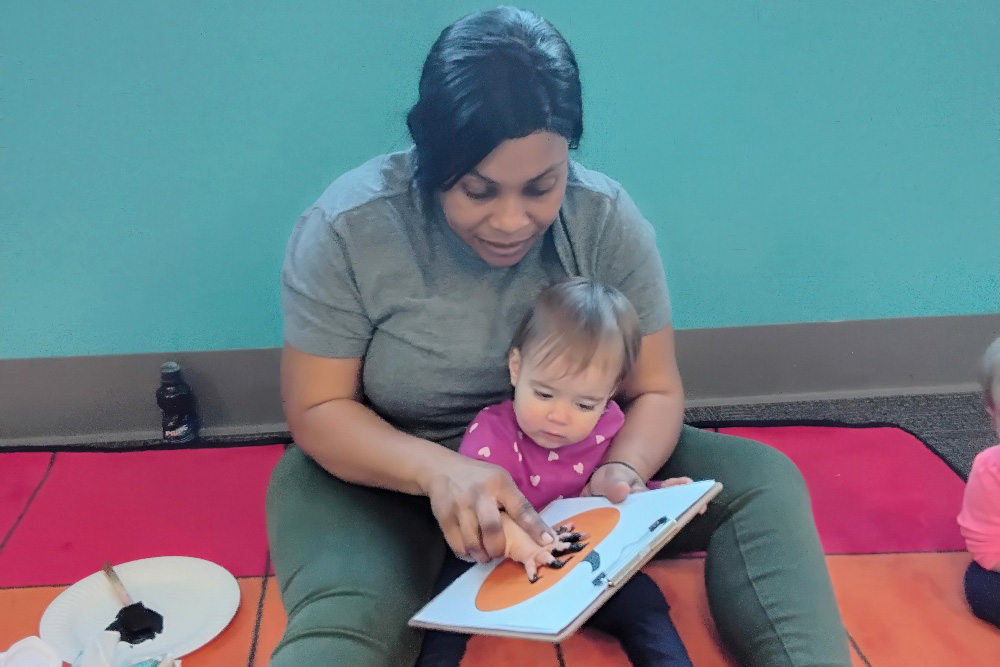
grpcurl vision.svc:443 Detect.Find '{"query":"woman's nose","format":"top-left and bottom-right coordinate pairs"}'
top-left (491, 196), bottom-right (530, 234)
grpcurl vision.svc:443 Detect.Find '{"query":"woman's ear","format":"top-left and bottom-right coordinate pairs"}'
top-left (508, 348), bottom-right (522, 386)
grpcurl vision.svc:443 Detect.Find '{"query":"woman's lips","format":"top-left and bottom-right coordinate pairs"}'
top-left (480, 238), bottom-right (532, 255)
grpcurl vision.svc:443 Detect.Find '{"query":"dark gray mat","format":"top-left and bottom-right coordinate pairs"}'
top-left (685, 391), bottom-right (995, 478)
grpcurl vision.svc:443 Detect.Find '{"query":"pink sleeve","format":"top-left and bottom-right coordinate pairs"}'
top-left (958, 446), bottom-right (1000, 570)
top-left (457, 407), bottom-right (521, 476)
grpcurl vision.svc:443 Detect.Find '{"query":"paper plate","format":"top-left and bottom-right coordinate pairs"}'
top-left (40, 556), bottom-right (241, 664)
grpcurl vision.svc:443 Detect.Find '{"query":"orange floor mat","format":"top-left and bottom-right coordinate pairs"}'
top-left (829, 552), bottom-right (1000, 666)
top-left (6, 554), bottom-right (997, 666)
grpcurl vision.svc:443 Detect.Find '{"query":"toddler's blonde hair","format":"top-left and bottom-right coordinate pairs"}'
top-left (510, 278), bottom-right (642, 384)
top-left (981, 337), bottom-right (1000, 409)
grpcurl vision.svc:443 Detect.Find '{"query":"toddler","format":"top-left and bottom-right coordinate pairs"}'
top-left (416, 278), bottom-right (693, 667)
top-left (957, 336), bottom-right (1000, 628)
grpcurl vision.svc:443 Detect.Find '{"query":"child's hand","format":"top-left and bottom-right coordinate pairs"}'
top-left (658, 476), bottom-right (708, 514)
top-left (501, 515), bottom-right (588, 582)
top-left (658, 476), bottom-right (694, 488)
top-left (584, 461), bottom-right (651, 503)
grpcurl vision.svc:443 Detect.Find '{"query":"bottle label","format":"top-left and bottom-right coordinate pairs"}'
top-left (163, 413), bottom-right (199, 444)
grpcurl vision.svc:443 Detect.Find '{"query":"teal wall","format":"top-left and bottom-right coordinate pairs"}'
top-left (3, 1), bottom-right (998, 359)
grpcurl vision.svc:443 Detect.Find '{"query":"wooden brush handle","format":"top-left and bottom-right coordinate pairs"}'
top-left (101, 562), bottom-right (135, 607)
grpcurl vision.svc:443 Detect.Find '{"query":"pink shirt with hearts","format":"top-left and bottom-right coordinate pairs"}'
top-left (459, 399), bottom-right (652, 510)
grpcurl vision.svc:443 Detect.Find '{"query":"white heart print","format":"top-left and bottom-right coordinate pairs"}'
top-left (469, 422), bottom-right (479, 433)
top-left (547, 451), bottom-right (559, 462)
top-left (530, 475), bottom-right (541, 487)
top-left (595, 435), bottom-right (605, 444)
top-left (573, 462), bottom-right (585, 474)
top-left (477, 446), bottom-right (491, 458)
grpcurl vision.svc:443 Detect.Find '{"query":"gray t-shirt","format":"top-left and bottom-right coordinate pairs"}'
top-left (282, 149), bottom-right (671, 449)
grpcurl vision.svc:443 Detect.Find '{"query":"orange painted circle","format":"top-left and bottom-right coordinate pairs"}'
top-left (475, 507), bottom-right (621, 612)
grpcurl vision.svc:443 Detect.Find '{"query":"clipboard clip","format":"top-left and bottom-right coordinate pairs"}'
top-left (593, 515), bottom-right (679, 588)
top-left (606, 516), bottom-right (678, 588)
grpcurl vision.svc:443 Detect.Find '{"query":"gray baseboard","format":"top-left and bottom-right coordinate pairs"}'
top-left (2, 314), bottom-right (997, 448)
top-left (675, 313), bottom-right (1000, 407)
top-left (0, 348), bottom-right (287, 448)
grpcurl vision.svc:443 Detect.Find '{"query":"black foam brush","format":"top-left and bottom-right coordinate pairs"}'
top-left (101, 562), bottom-right (164, 645)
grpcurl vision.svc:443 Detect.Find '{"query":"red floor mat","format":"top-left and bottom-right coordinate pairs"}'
top-left (0, 452), bottom-right (52, 541)
top-left (0, 425), bottom-right (967, 589)
top-left (0, 445), bottom-right (284, 588)
top-left (719, 425), bottom-right (965, 553)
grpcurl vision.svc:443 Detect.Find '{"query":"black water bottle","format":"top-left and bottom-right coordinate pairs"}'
top-left (155, 362), bottom-right (199, 443)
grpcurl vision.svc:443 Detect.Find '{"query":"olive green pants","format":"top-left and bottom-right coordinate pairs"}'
top-left (265, 426), bottom-right (852, 666)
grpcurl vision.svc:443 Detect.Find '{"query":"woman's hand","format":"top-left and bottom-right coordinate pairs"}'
top-left (423, 455), bottom-right (557, 563)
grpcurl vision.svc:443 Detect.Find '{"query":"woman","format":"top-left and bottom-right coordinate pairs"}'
top-left (267, 7), bottom-right (851, 667)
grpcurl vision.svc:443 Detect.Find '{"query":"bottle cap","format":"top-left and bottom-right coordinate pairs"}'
top-left (160, 361), bottom-right (182, 382)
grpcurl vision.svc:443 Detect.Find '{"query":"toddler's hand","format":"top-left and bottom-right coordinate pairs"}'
top-left (583, 461), bottom-right (647, 503)
top-left (502, 516), bottom-right (588, 582)
top-left (658, 476), bottom-right (708, 514)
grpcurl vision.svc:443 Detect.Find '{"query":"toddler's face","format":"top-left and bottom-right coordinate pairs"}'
top-left (508, 345), bottom-right (621, 449)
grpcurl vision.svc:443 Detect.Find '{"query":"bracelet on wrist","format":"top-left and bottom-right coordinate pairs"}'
top-left (589, 460), bottom-right (642, 480)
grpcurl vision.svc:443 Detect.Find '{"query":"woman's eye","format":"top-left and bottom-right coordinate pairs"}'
top-left (463, 188), bottom-right (494, 201)
top-left (524, 186), bottom-right (553, 198)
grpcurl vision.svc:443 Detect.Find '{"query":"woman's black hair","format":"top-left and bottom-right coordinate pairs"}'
top-left (406, 6), bottom-right (583, 194)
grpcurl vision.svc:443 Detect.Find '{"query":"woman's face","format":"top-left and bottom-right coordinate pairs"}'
top-left (439, 131), bottom-right (569, 267)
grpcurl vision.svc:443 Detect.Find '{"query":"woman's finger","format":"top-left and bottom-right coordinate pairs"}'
top-left (433, 503), bottom-right (468, 560)
top-left (475, 494), bottom-right (506, 560)
top-left (497, 484), bottom-right (555, 547)
top-left (456, 506), bottom-right (487, 562)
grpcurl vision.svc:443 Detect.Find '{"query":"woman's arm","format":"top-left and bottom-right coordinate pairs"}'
top-left (282, 343), bottom-right (555, 559)
top-left (282, 343), bottom-right (449, 493)
top-left (586, 324), bottom-right (685, 502)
